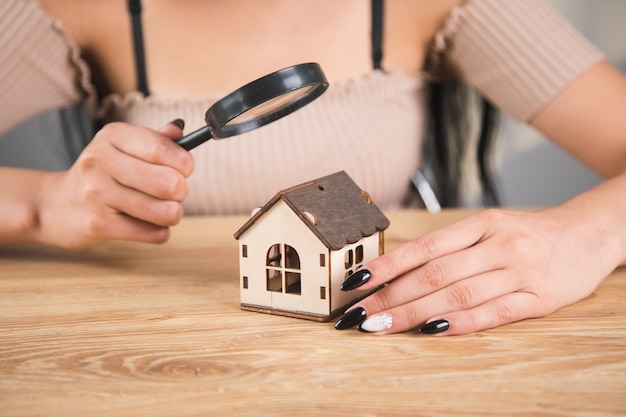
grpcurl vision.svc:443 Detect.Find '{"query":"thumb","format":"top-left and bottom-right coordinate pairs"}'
top-left (158, 118), bottom-right (185, 140)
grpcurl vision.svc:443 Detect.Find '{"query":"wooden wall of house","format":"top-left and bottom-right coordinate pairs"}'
top-left (329, 233), bottom-right (381, 313)
top-left (238, 202), bottom-right (330, 317)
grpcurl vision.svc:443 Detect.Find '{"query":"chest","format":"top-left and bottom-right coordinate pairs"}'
top-left (42, 0), bottom-right (455, 98)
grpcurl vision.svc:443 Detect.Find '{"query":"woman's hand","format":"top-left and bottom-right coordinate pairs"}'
top-left (32, 120), bottom-right (194, 250)
top-left (335, 207), bottom-right (623, 335)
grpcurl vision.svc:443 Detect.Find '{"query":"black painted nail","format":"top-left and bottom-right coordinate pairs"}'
top-left (334, 307), bottom-right (367, 330)
top-left (418, 319), bottom-right (450, 335)
top-left (170, 118), bottom-right (185, 130)
top-left (340, 269), bottom-right (371, 291)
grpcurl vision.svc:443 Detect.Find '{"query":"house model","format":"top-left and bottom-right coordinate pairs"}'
top-left (233, 171), bottom-right (390, 322)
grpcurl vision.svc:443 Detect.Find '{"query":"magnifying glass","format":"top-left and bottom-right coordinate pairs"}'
top-left (175, 62), bottom-right (329, 151)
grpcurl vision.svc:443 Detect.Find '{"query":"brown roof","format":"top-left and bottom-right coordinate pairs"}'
top-left (234, 171), bottom-right (390, 250)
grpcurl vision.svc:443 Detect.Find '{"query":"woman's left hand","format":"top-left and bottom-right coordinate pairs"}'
top-left (335, 207), bottom-right (622, 335)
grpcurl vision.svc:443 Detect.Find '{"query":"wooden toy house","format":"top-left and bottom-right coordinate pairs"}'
top-left (234, 171), bottom-right (390, 321)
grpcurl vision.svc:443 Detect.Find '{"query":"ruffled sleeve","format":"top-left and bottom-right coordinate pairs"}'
top-left (425, 0), bottom-right (604, 122)
top-left (0, 0), bottom-right (97, 135)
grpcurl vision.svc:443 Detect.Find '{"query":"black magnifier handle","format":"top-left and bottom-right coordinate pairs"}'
top-left (176, 126), bottom-right (213, 151)
top-left (174, 63), bottom-right (328, 151)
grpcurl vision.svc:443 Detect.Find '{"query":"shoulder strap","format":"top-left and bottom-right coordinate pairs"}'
top-left (128, 0), bottom-right (150, 96)
top-left (371, 0), bottom-right (384, 70)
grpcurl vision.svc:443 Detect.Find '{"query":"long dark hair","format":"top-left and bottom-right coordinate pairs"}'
top-left (424, 77), bottom-right (500, 207)
top-left (377, 0), bottom-right (500, 208)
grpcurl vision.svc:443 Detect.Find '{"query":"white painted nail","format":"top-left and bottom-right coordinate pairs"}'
top-left (359, 313), bottom-right (393, 332)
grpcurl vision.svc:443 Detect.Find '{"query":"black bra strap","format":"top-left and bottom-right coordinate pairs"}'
top-left (371, 0), bottom-right (384, 70)
top-left (128, 0), bottom-right (150, 96)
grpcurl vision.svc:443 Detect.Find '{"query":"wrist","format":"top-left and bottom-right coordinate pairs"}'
top-left (559, 174), bottom-right (626, 266)
top-left (0, 169), bottom-right (38, 245)
top-left (28, 171), bottom-right (65, 247)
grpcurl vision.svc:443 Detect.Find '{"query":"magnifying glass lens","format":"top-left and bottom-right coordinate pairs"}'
top-left (175, 63), bottom-right (328, 151)
top-left (224, 86), bottom-right (313, 126)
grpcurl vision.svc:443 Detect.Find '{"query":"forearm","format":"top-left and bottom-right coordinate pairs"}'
top-left (0, 167), bottom-right (58, 246)
top-left (527, 59), bottom-right (626, 266)
top-left (531, 61), bottom-right (626, 179)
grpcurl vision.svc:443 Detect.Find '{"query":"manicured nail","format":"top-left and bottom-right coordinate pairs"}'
top-left (358, 313), bottom-right (393, 333)
top-left (334, 307), bottom-right (367, 330)
top-left (170, 118), bottom-right (185, 130)
top-left (341, 269), bottom-right (371, 291)
top-left (418, 319), bottom-right (450, 335)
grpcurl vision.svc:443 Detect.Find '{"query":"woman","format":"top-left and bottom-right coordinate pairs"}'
top-left (1, 0), bottom-right (625, 335)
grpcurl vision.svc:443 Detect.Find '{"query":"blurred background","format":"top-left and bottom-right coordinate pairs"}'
top-left (1, 0), bottom-right (624, 207)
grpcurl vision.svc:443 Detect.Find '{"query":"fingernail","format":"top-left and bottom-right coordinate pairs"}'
top-left (358, 313), bottom-right (393, 333)
top-left (418, 319), bottom-right (450, 335)
top-left (341, 269), bottom-right (371, 291)
top-left (170, 118), bottom-right (185, 130)
top-left (334, 307), bottom-right (367, 330)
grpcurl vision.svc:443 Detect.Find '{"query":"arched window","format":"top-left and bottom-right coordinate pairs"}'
top-left (266, 244), bottom-right (301, 295)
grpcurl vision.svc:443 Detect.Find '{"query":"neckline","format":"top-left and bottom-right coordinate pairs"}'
top-left (99, 70), bottom-right (425, 108)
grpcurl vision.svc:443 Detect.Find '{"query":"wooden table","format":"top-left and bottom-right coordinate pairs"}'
top-left (1, 210), bottom-right (625, 417)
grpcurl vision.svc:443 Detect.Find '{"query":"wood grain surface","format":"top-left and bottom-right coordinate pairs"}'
top-left (1, 209), bottom-right (625, 417)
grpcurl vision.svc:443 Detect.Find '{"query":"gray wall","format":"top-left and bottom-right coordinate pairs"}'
top-left (496, 0), bottom-right (626, 206)
top-left (0, 107), bottom-right (92, 171)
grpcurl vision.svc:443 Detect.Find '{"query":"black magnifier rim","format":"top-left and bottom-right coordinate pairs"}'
top-left (207, 62), bottom-right (328, 139)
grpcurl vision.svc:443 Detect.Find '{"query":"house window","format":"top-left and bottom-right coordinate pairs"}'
top-left (266, 244), bottom-right (301, 295)
top-left (320, 254), bottom-right (325, 267)
top-left (355, 245), bottom-right (364, 264)
top-left (344, 250), bottom-right (353, 269)
top-left (343, 244), bottom-right (364, 281)
top-left (242, 276), bottom-right (248, 289)
top-left (242, 245), bottom-right (248, 258)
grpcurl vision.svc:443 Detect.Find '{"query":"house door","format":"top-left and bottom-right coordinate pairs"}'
top-left (266, 243), bottom-right (302, 295)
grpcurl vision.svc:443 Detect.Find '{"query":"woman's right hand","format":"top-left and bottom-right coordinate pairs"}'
top-left (34, 120), bottom-right (194, 250)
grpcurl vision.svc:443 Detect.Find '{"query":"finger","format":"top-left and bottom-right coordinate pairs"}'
top-left (346, 212), bottom-right (490, 290)
top-left (356, 269), bottom-right (518, 334)
top-left (101, 122), bottom-right (194, 178)
top-left (355, 241), bottom-right (506, 314)
top-left (73, 161), bottom-right (184, 228)
top-left (111, 214), bottom-right (172, 244)
top-left (158, 118), bottom-right (185, 139)
top-left (419, 291), bottom-right (545, 336)
top-left (107, 183), bottom-right (184, 227)
top-left (85, 208), bottom-right (173, 245)
top-left (104, 148), bottom-right (189, 202)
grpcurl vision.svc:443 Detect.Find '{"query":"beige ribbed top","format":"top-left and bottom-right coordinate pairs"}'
top-left (0, 0), bottom-right (603, 215)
